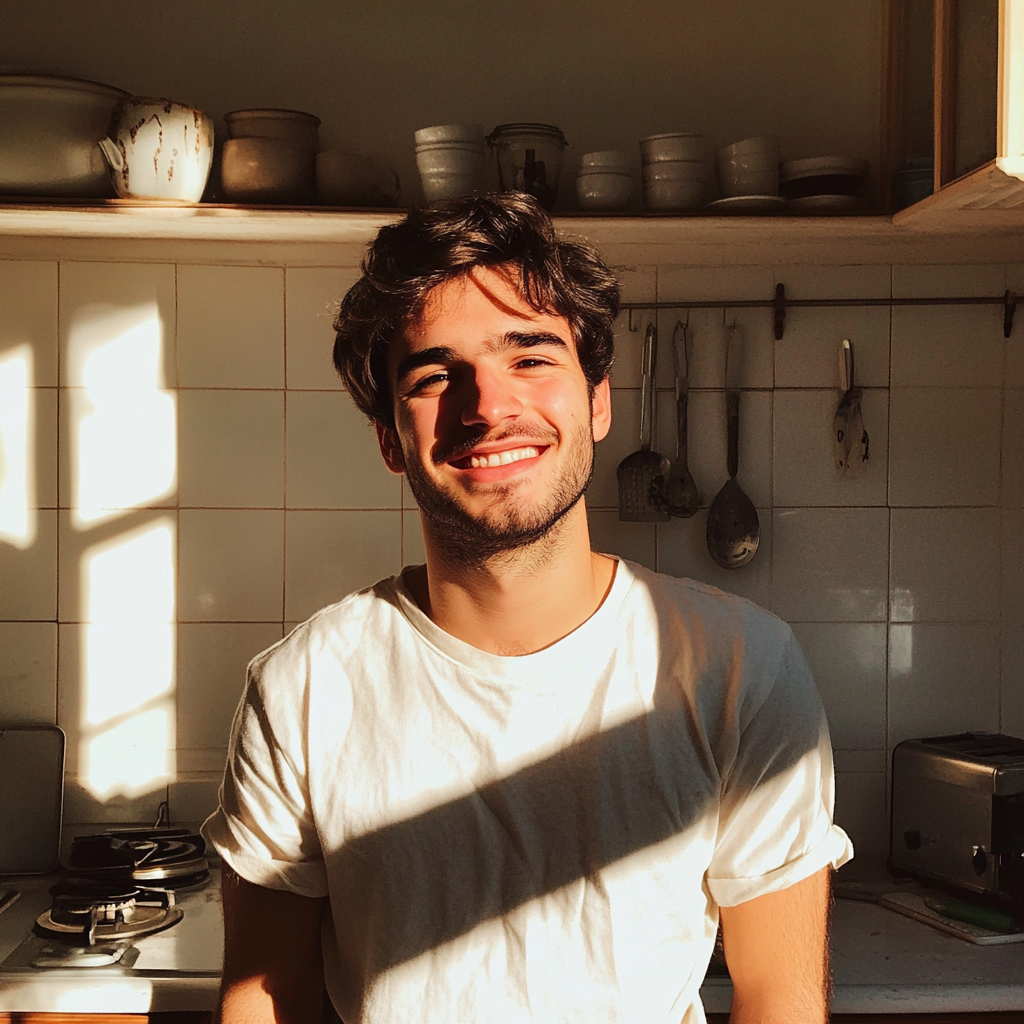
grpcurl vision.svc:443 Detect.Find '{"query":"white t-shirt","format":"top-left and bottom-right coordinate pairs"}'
top-left (203, 559), bottom-right (852, 1024)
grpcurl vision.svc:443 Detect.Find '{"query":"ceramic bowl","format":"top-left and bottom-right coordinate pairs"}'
top-left (576, 170), bottom-right (632, 210)
top-left (224, 108), bottom-right (321, 158)
top-left (643, 177), bottom-right (706, 211)
top-left (315, 150), bottom-right (400, 206)
top-left (100, 96), bottom-right (214, 202)
top-left (642, 159), bottom-right (708, 183)
top-left (580, 150), bottom-right (631, 171)
top-left (414, 140), bottom-right (486, 202)
top-left (640, 132), bottom-right (706, 164)
top-left (718, 134), bottom-right (779, 159)
top-left (220, 136), bottom-right (314, 204)
top-left (413, 123), bottom-right (485, 145)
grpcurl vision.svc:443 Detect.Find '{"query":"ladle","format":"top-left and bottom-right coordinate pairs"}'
top-left (665, 320), bottom-right (700, 517)
top-left (706, 325), bottom-right (760, 569)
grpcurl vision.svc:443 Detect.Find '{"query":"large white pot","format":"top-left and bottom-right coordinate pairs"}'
top-left (99, 97), bottom-right (214, 202)
top-left (0, 75), bottom-right (128, 197)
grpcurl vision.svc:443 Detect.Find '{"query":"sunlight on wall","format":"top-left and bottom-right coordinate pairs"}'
top-left (0, 343), bottom-right (36, 548)
top-left (69, 304), bottom-right (176, 526)
top-left (80, 519), bottom-right (176, 801)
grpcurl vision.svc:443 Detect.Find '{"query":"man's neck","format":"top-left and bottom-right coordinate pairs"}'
top-left (409, 503), bottom-right (617, 656)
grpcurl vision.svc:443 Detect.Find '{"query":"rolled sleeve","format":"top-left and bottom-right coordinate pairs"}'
top-left (706, 630), bottom-right (854, 907)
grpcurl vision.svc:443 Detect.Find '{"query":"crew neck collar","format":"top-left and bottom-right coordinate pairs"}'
top-left (391, 556), bottom-right (637, 680)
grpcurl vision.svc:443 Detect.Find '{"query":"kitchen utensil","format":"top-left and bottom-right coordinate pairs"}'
top-left (834, 338), bottom-right (868, 478)
top-left (220, 136), bottom-right (314, 204)
top-left (617, 322), bottom-right (669, 521)
top-left (706, 325), bottom-right (759, 569)
top-left (640, 132), bottom-right (707, 163)
top-left (0, 74), bottom-right (127, 197)
top-left (879, 892), bottom-right (1024, 945)
top-left (224, 108), bottom-right (321, 157)
top-left (316, 150), bottom-right (400, 206)
top-left (891, 733), bottom-right (1024, 904)
top-left (0, 725), bottom-right (64, 874)
top-left (665, 321), bottom-right (700, 517)
top-left (98, 96), bottom-right (214, 202)
top-left (716, 135), bottom-right (780, 197)
top-left (414, 126), bottom-right (486, 204)
top-left (923, 896), bottom-right (1024, 934)
top-left (488, 123), bottom-right (568, 209)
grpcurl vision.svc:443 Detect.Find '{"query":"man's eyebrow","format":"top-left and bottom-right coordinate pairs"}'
top-left (395, 332), bottom-right (568, 386)
top-left (498, 330), bottom-right (569, 352)
top-left (395, 346), bottom-right (455, 386)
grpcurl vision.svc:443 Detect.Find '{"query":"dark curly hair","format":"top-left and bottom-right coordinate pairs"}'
top-left (332, 192), bottom-right (620, 427)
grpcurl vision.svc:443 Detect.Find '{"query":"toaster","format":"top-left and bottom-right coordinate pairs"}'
top-left (890, 732), bottom-right (1024, 906)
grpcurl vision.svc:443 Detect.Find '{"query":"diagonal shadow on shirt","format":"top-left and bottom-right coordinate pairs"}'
top-left (317, 627), bottom-right (824, 992)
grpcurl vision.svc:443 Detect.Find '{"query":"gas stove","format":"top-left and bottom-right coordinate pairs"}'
top-left (0, 829), bottom-right (223, 1014)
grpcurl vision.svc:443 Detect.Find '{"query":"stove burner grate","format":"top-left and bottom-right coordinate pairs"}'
top-left (38, 885), bottom-right (183, 945)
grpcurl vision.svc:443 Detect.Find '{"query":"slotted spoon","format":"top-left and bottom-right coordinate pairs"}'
top-left (617, 322), bottom-right (669, 521)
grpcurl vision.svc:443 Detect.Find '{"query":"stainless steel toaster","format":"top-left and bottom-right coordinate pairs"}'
top-left (890, 732), bottom-right (1024, 906)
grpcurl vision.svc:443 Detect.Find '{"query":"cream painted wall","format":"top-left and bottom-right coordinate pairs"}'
top-left (1, 0), bottom-right (883, 206)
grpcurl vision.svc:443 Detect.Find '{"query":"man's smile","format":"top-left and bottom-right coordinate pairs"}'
top-left (450, 445), bottom-right (545, 469)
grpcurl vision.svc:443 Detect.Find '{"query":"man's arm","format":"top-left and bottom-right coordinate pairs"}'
top-left (214, 865), bottom-right (329, 1024)
top-left (718, 866), bottom-right (832, 1024)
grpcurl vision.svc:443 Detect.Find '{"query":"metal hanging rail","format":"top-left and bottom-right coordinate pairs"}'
top-left (621, 284), bottom-right (1018, 339)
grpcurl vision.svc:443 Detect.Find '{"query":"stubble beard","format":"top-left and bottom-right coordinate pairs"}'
top-left (403, 417), bottom-right (595, 569)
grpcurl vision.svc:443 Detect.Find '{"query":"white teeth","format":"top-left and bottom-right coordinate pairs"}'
top-left (467, 446), bottom-right (540, 468)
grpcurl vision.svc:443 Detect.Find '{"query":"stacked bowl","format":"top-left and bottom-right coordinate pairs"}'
top-left (414, 123), bottom-right (486, 204)
top-left (575, 151), bottom-right (633, 211)
top-left (640, 133), bottom-right (708, 211)
top-left (715, 135), bottom-right (780, 199)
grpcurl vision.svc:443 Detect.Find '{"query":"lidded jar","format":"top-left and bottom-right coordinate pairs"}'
top-left (488, 123), bottom-right (568, 209)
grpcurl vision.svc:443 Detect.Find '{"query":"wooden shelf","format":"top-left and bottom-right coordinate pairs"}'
top-left (893, 159), bottom-right (1024, 227)
top-left (1, 201), bottom-right (1023, 267)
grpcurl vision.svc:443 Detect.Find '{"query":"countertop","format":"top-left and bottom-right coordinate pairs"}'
top-left (1, 869), bottom-right (1022, 1015)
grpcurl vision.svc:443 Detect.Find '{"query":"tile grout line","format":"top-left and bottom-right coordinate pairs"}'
top-left (54, 260), bottom-right (62, 729)
top-left (282, 267), bottom-right (289, 631)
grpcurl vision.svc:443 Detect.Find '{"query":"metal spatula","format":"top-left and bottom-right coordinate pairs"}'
top-left (834, 338), bottom-right (869, 479)
top-left (617, 322), bottom-right (669, 521)
top-left (665, 320), bottom-right (701, 517)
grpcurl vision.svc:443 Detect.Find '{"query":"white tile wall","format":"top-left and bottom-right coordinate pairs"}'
top-left (2, 253), bottom-right (1021, 848)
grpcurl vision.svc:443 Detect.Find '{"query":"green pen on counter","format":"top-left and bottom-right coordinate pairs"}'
top-left (923, 896), bottom-right (1024, 934)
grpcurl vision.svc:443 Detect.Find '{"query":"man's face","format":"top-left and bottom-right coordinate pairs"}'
top-left (377, 265), bottom-right (611, 556)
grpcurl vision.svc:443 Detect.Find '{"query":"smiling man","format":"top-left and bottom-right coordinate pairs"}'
top-left (203, 192), bottom-right (852, 1024)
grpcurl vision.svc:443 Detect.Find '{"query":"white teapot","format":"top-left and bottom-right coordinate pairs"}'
top-left (99, 96), bottom-right (213, 202)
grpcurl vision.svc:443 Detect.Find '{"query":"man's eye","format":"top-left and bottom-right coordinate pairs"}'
top-left (516, 358), bottom-right (552, 369)
top-left (408, 371), bottom-right (449, 393)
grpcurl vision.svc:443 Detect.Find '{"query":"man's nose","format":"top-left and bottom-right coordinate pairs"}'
top-left (460, 365), bottom-right (523, 429)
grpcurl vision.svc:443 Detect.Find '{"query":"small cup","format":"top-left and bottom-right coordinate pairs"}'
top-left (414, 139), bottom-right (486, 202)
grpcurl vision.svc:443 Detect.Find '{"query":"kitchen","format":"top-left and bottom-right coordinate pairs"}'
top-left (1, 0), bottom-right (1023, 1019)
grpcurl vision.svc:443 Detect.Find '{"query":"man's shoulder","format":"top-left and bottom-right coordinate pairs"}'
top-left (621, 559), bottom-right (791, 643)
top-left (249, 573), bottom-right (408, 682)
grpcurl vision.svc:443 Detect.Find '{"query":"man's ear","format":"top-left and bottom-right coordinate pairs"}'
top-left (375, 421), bottom-right (406, 474)
top-left (591, 376), bottom-right (612, 443)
